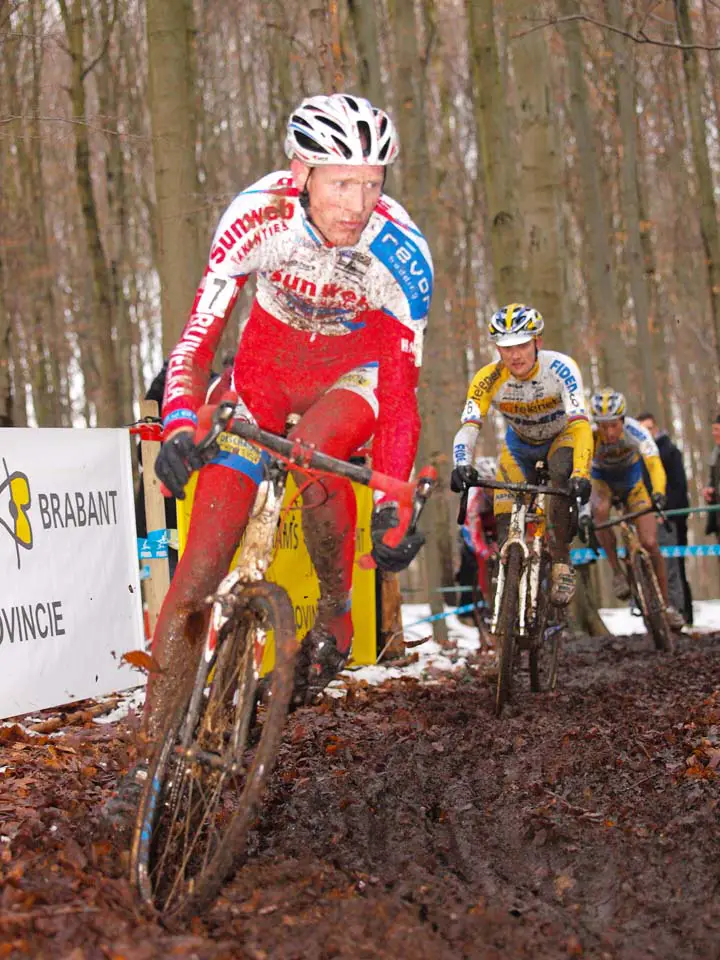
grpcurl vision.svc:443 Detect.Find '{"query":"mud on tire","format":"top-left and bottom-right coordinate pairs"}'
top-left (131, 580), bottom-right (296, 920)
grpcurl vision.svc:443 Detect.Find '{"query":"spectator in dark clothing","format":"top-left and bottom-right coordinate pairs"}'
top-left (703, 414), bottom-right (720, 541)
top-left (637, 412), bottom-right (693, 624)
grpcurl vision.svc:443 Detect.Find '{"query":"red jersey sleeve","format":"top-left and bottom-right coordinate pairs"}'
top-left (161, 269), bottom-right (247, 438)
top-left (372, 311), bottom-right (422, 484)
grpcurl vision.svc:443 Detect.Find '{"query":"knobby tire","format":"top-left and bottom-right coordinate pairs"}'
top-left (529, 553), bottom-right (558, 693)
top-left (632, 552), bottom-right (672, 653)
top-left (495, 544), bottom-right (524, 716)
top-left (131, 580), bottom-right (296, 920)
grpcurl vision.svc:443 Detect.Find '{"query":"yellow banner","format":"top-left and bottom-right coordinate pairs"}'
top-left (176, 473), bottom-right (376, 669)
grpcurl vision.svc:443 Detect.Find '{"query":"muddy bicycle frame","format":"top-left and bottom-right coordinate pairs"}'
top-left (464, 472), bottom-right (571, 639)
top-left (194, 400), bottom-right (437, 671)
top-left (589, 501), bottom-right (673, 652)
top-left (459, 465), bottom-right (573, 714)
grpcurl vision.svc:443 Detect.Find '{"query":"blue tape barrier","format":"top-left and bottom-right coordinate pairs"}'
top-left (404, 600), bottom-right (488, 630)
top-left (571, 543), bottom-right (720, 566)
top-left (137, 528), bottom-right (170, 560)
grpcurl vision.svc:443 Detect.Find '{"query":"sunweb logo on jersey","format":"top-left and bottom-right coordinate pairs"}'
top-left (0, 457), bottom-right (33, 570)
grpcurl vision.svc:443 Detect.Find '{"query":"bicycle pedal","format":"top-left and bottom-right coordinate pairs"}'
top-left (177, 744), bottom-right (245, 775)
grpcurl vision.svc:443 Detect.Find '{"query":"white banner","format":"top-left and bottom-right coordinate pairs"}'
top-left (0, 429), bottom-right (145, 719)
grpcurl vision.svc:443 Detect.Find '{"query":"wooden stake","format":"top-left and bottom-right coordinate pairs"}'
top-left (139, 400), bottom-right (170, 641)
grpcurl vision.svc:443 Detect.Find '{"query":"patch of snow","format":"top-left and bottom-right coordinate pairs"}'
top-left (599, 599), bottom-right (720, 636)
top-left (335, 603), bottom-right (485, 691)
top-left (94, 686), bottom-right (146, 724)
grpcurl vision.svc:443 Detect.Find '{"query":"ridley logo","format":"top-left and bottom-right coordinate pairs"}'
top-left (0, 457), bottom-right (33, 570)
top-left (211, 199), bottom-right (294, 265)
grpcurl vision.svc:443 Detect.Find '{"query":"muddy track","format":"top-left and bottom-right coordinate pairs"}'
top-left (1, 631), bottom-right (719, 959)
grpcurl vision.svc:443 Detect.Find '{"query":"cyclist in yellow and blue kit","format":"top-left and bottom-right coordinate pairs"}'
top-left (451, 304), bottom-right (593, 607)
top-left (589, 388), bottom-right (684, 629)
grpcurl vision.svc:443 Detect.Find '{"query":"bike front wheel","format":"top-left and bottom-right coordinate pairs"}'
top-left (131, 580), bottom-right (296, 920)
top-left (528, 553), bottom-right (559, 693)
top-left (631, 551), bottom-right (673, 653)
top-left (495, 543), bottom-right (524, 716)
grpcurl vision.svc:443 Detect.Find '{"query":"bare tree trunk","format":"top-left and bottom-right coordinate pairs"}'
top-left (507, 1), bottom-right (565, 349)
top-left (348, 0), bottom-right (384, 105)
top-left (558, 0), bottom-right (628, 396)
top-left (605, 0), bottom-right (658, 413)
top-left (147, 0), bottom-right (202, 352)
top-left (308, 0), bottom-right (337, 90)
top-left (675, 0), bottom-right (720, 388)
top-left (58, 0), bottom-right (122, 426)
top-left (95, 0), bottom-right (134, 425)
top-left (391, 0), bottom-right (451, 644)
top-left (466, 0), bottom-right (525, 303)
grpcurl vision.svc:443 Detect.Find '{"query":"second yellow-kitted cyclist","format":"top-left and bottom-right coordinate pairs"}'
top-left (451, 304), bottom-right (593, 606)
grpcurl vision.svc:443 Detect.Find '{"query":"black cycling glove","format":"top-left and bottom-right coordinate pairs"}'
top-left (155, 431), bottom-right (204, 500)
top-left (652, 492), bottom-right (667, 512)
top-left (371, 502), bottom-right (425, 573)
top-left (450, 464), bottom-right (479, 493)
top-left (569, 476), bottom-right (592, 504)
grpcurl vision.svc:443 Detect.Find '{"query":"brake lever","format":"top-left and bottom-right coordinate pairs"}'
top-left (195, 401), bottom-right (236, 458)
top-left (655, 504), bottom-right (672, 534)
top-left (408, 467), bottom-right (437, 534)
top-left (457, 487), bottom-right (469, 526)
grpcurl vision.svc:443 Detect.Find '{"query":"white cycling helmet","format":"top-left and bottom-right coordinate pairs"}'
top-left (488, 303), bottom-right (545, 347)
top-left (285, 94), bottom-right (400, 166)
top-left (590, 387), bottom-right (627, 421)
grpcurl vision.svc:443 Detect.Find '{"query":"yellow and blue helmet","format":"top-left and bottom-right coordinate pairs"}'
top-left (488, 304), bottom-right (544, 346)
top-left (590, 387), bottom-right (626, 422)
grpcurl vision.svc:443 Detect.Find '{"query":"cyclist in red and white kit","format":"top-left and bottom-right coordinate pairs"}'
top-left (147, 94), bottom-right (434, 739)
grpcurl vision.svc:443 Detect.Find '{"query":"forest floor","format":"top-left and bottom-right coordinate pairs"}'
top-left (1, 629), bottom-right (719, 960)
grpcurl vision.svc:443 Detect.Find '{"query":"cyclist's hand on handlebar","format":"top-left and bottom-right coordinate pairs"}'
top-left (155, 430), bottom-right (204, 500)
top-left (569, 476), bottom-right (592, 504)
top-left (371, 502), bottom-right (425, 573)
top-left (450, 464), bottom-right (479, 493)
top-left (652, 492), bottom-right (667, 512)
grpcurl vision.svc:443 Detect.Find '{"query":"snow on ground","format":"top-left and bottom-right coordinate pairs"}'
top-left (4, 602), bottom-right (720, 731)
top-left (598, 599), bottom-right (720, 636)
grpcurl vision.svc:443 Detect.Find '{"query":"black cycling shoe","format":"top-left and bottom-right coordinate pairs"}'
top-left (299, 626), bottom-right (350, 706)
top-left (98, 761), bottom-right (148, 838)
top-left (254, 628), bottom-right (350, 712)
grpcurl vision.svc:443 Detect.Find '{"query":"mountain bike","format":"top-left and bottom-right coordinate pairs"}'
top-left (584, 502), bottom-right (674, 652)
top-left (459, 462), bottom-right (574, 716)
top-left (130, 401), bottom-right (436, 919)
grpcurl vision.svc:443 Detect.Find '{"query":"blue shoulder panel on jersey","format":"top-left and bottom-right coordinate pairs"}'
top-left (370, 223), bottom-right (433, 321)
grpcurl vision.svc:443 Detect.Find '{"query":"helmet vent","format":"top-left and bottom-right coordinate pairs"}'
top-left (357, 120), bottom-right (371, 156)
top-left (294, 130), bottom-right (328, 154)
top-left (331, 136), bottom-right (353, 159)
top-left (317, 116), bottom-right (346, 136)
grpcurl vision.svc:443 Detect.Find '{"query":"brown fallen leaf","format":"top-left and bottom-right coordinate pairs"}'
top-left (121, 650), bottom-right (164, 674)
top-left (0, 725), bottom-right (33, 746)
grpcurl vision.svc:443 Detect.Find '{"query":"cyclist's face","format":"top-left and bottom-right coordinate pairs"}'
top-left (497, 338), bottom-right (538, 378)
top-left (598, 419), bottom-right (624, 443)
top-left (292, 161), bottom-right (384, 246)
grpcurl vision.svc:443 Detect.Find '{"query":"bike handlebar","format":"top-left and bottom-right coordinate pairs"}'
top-left (592, 504), bottom-right (669, 532)
top-left (456, 476), bottom-right (572, 526)
top-left (196, 402), bottom-right (437, 550)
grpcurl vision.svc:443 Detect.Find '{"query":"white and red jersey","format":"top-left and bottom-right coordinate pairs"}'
top-left (162, 171), bottom-right (433, 480)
